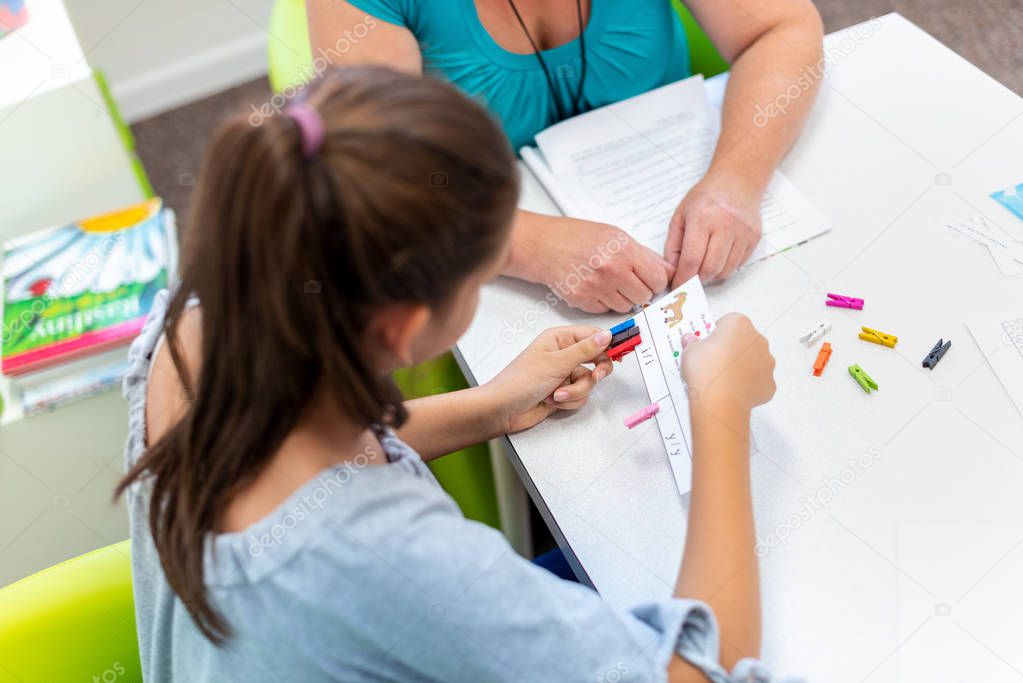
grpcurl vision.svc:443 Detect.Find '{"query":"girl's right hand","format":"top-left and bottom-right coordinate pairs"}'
top-left (680, 313), bottom-right (776, 415)
top-left (483, 326), bottom-right (613, 434)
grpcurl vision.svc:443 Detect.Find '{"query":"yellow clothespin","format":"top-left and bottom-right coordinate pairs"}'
top-left (859, 326), bottom-right (898, 348)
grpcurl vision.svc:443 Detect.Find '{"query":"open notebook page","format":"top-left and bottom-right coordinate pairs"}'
top-left (520, 75), bottom-right (830, 264)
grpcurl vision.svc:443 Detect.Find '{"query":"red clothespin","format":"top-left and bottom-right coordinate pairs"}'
top-left (607, 335), bottom-right (641, 362)
top-left (826, 292), bottom-right (864, 310)
top-left (813, 342), bottom-right (832, 376)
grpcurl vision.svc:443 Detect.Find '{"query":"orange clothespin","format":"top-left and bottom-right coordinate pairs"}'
top-left (859, 326), bottom-right (898, 348)
top-left (813, 342), bottom-right (832, 377)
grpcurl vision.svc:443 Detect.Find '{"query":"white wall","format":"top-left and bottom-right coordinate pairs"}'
top-left (63, 0), bottom-right (276, 121)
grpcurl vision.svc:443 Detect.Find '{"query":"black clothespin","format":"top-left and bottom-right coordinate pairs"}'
top-left (609, 325), bottom-right (640, 348)
top-left (922, 338), bottom-right (951, 369)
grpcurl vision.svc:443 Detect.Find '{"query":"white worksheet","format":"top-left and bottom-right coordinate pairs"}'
top-left (966, 307), bottom-right (1023, 419)
top-left (520, 75), bottom-right (831, 265)
top-left (628, 276), bottom-right (715, 494)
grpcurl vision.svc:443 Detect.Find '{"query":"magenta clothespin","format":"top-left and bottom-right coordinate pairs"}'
top-left (624, 402), bottom-right (660, 429)
top-left (826, 292), bottom-right (864, 310)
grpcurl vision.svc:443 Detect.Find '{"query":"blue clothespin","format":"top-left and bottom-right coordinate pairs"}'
top-left (610, 319), bottom-right (635, 336)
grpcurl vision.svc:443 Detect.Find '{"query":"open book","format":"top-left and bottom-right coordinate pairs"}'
top-left (520, 75), bottom-right (830, 265)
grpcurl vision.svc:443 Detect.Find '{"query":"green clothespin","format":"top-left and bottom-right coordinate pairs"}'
top-left (848, 364), bottom-right (878, 393)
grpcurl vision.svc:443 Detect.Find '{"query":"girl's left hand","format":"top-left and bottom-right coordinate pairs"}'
top-left (483, 326), bottom-right (614, 434)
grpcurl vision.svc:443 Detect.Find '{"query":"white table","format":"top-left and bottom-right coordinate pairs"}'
top-left (457, 14), bottom-right (1023, 682)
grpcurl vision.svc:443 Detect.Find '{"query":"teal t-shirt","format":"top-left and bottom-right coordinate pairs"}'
top-left (346, 0), bottom-right (691, 150)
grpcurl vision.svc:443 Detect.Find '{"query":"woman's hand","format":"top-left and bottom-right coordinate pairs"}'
top-left (482, 327), bottom-right (614, 434)
top-left (664, 177), bottom-right (763, 288)
top-left (506, 212), bottom-right (674, 314)
top-left (680, 313), bottom-right (775, 419)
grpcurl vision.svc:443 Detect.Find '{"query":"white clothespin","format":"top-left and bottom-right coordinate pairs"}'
top-left (799, 321), bottom-right (832, 346)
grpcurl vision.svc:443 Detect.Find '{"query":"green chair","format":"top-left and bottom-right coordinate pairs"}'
top-left (268, 0), bottom-right (314, 92)
top-left (392, 354), bottom-right (502, 528)
top-left (672, 0), bottom-right (730, 78)
top-left (0, 540), bottom-right (142, 683)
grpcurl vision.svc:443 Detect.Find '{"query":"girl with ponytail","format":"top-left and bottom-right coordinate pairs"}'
top-left (118, 66), bottom-right (779, 682)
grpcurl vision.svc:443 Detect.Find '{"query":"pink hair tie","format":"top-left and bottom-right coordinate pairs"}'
top-left (285, 103), bottom-right (325, 158)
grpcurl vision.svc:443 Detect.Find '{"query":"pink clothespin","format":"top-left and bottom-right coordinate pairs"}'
top-left (624, 403), bottom-right (659, 429)
top-left (826, 292), bottom-right (864, 310)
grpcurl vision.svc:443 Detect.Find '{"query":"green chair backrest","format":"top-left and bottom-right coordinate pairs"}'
top-left (268, 0), bottom-right (729, 92)
top-left (268, 0), bottom-right (314, 92)
top-left (671, 0), bottom-right (729, 77)
top-left (0, 540), bottom-right (142, 683)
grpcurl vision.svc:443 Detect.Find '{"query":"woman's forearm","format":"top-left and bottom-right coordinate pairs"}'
top-left (396, 387), bottom-right (504, 461)
top-left (705, 9), bottom-right (824, 196)
top-left (503, 209), bottom-right (552, 283)
top-left (674, 398), bottom-right (760, 669)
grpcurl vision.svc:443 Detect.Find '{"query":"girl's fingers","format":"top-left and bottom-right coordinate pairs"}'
top-left (544, 376), bottom-right (572, 404)
top-left (591, 354), bottom-right (613, 382)
top-left (552, 366), bottom-right (597, 404)
top-left (553, 396), bottom-right (589, 411)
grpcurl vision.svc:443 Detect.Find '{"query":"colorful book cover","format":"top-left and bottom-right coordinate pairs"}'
top-left (1, 198), bottom-right (178, 376)
top-left (0, 0), bottom-right (28, 38)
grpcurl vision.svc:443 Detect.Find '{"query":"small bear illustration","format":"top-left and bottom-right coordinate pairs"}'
top-left (661, 291), bottom-right (688, 329)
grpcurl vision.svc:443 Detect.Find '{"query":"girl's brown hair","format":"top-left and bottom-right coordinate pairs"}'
top-left (116, 66), bottom-right (519, 643)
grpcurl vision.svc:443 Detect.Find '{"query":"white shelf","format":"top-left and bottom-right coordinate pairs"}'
top-left (0, 0), bottom-right (143, 585)
top-left (0, 0), bottom-right (91, 110)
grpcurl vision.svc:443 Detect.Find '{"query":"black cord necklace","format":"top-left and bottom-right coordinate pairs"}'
top-left (506, 0), bottom-right (588, 121)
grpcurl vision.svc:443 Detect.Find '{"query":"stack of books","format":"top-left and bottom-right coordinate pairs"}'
top-left (1, 198), bottom-right (178, 416)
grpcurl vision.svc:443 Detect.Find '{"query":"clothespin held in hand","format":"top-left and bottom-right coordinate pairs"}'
top-left (923, 338), bottom-right (951, 369)
top-left (800, 321), bottom-right (832, 346)
top-left (849, 364), bottom-right (878, 393)
top-left (859, 326), bottom-right (898, 348)
top-left (610, 319), bottom-right (636, 336)
top-left (607, 324), bottom-right (641, 362)
top-left (826, 292), bottom-right (864, 310)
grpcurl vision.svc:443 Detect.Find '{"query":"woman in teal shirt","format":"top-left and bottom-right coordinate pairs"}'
top-left (331, 1), bottom-right (692, 151)
top-left (308, 0), bottom-right (824, 313)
